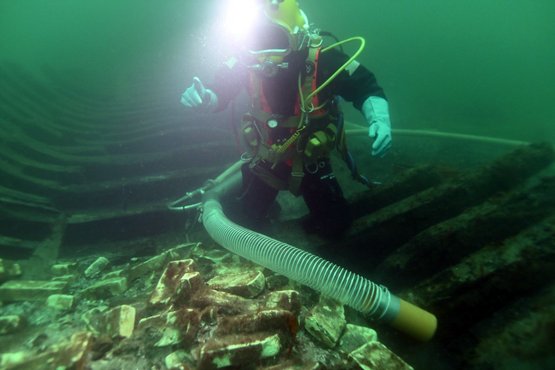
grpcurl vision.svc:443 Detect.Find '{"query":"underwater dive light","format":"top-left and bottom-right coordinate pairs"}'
top-left (221, 0), bottom-right (260, 44)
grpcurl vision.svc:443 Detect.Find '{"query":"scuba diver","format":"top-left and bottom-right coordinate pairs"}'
top-left (180, 0), bottom-right (392, 239)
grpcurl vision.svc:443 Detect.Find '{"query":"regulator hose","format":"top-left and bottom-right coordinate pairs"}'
top-left (201, 167), bottom-right (437, 341)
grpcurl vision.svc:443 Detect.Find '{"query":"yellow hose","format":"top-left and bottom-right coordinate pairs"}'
top-left (303, 36), bottom-right (366, 106)
top-left (276, 36), bottom-right (367, 154)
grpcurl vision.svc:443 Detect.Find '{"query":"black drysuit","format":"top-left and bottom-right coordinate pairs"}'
top-left (208, 48), bottom-right (386, 238)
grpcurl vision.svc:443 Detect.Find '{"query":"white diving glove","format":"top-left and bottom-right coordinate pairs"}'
top-left (362, 96), bottom-right (392, 157)
top-left (180, 77), bottom-right (218, 113)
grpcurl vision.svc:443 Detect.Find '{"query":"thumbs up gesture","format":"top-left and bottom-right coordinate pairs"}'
top-left (180, 77), bottom-right (218, 113)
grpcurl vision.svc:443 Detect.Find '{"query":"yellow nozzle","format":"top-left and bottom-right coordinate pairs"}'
top-left (390, 299), bottom-right (437, 342)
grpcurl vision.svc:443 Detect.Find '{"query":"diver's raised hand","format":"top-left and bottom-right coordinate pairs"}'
top-left (180, 77), bottom-right (218, 113)
top-left (362, 96), bottom-right (392, 157)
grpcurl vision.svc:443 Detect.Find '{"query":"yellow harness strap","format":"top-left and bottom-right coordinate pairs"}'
top-left (243, 46), bottom-right (329, 195)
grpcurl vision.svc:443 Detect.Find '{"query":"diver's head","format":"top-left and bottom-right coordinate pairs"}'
top-left (224, 0), bottom-right (313, 65)
top-left (259, 0), bottom-right (310, 48)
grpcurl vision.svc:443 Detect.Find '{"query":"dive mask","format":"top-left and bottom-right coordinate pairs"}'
top-left (245, 12), bottom-right (311, 77)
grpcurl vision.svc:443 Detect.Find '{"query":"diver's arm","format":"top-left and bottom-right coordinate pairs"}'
top-left (180, 77), bottom-right (219, 113)
top-left (180, 57), bottom-right (247, 113)
top-left (321, 49), bottom-right (392, 157)
top-left (321, 49), bottom-right (385, 108)
top-left (207, 57), bottom-right (248, 112)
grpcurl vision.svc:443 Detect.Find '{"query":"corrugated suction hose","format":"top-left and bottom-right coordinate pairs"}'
top-left (201, 165), bottom-right (437, 341)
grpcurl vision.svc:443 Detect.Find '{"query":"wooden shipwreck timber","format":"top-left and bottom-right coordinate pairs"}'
top-left (1, 66), bottom-right (554, 369)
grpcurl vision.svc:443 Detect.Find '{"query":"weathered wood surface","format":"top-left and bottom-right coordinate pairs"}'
top-left (0, 65), bottom-right (235, 256)
top-left (325, 143), bottom-right (554, 273)
top-left (405, 215), bottom-right (555, 317)
top-left (376, 175), bottom-right (555, 289)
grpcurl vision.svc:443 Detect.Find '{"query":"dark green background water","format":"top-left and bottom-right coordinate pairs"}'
top-left (1, 0), bottom-right (554, 142)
